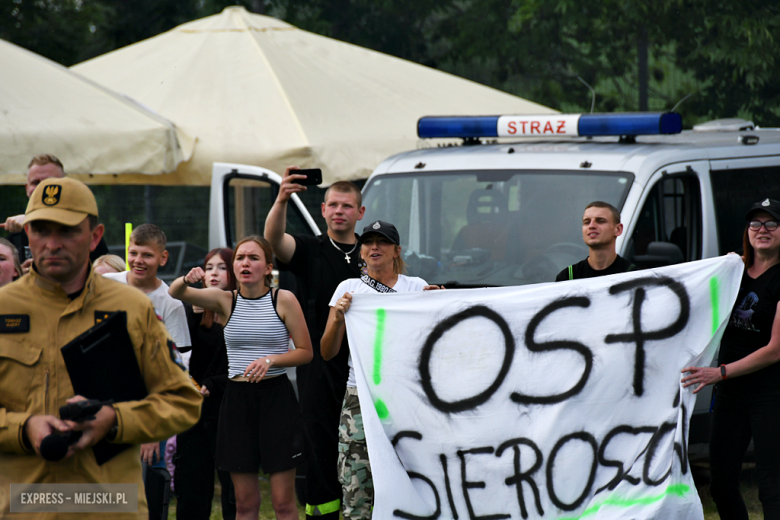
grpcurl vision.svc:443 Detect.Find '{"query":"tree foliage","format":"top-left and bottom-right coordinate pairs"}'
top-left (1, 0), bottom-right (778, 125)
top-left (0, 0), bottom-right (106, 65)
top-left (667, 0), bottom-right (780, 125)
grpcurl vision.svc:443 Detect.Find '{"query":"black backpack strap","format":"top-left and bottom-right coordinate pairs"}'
top-left (272, 288), bottom-right (279, 310)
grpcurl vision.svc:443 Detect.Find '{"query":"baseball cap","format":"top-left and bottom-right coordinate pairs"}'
top-left (746, 198), bottom-right (780, 221)
top-left (359, 220), bottom-right (400, 245)
top-left (24, 177), bottom-right (98, 227)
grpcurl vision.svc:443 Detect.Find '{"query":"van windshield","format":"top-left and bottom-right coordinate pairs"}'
top-left (361, 170), bottom-right (633, 287)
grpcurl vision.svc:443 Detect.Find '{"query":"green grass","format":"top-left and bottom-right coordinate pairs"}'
top-left (166, 475), bottom-right (305, 520)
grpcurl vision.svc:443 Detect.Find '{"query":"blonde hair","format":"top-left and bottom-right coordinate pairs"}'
top-left (93, 254), bottom-right (126, 273)
top-left (393, 250), bottom-right (406, 275)
top-left (0, 238), bottom-right (23, 281)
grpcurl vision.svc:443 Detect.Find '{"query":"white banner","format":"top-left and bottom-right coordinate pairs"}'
top-left (344, 255), bottom-right (743, 520)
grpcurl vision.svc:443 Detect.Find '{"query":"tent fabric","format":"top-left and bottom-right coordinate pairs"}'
top-left (72, 6), bottom-right (556, 186)
top-left (0, 38), bottom-right (192, 179)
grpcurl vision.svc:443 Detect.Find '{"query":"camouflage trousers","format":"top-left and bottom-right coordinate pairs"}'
top-left (338, 386), bottom-right (373, 520)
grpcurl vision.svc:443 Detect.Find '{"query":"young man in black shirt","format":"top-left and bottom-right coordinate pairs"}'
top-left (555, 201), bottom-right (634, 281)
top-left (265, 167), bottom-right (365, 520)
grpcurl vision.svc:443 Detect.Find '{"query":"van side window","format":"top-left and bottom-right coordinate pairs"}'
top-left (711, 166), bottom-right (780, 255)
top-left (225, 176), bottom-right (315, 248)
top-left (628, 176), bottom-right (702, 267)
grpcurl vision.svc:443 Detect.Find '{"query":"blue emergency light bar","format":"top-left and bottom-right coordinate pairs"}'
top-left (417, 112), bottom-right (683, 139)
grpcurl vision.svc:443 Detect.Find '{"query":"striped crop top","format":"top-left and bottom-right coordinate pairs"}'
top-left (223, 289), bottom-right (290, 378)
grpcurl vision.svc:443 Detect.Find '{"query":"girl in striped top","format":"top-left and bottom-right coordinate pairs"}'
top-left (170, 236), bottom-right (311, 520)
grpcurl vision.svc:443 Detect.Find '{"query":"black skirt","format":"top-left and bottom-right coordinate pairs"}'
top-left (216, 374), bottom-right (306, 474)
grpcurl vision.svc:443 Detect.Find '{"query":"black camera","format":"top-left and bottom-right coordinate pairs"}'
top-left (39, 399), bottom-right (113, 461)
top-left (59, 399), bottom-right (111, 422)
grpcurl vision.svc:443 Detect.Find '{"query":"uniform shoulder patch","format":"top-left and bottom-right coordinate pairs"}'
top-left (0, 315), bottom-right (30, 333)
top-left (167, 339), bottom-right (187, 371)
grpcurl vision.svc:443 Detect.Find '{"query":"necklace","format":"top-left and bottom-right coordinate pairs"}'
top-left (329, 236), bottom-right (358, 263)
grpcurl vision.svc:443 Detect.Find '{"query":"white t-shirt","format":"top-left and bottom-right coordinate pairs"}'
top-left (102, 272), bottom-right (192, 366)
top-left (330, 274), bottom-right (427, 387)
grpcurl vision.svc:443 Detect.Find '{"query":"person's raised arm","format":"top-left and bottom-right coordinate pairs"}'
top-left (242, 289), bottom-right (313, 382)
top-left (321, 292), bottom-right (351, 361)
top-left (169, 267), bottom-right (233, 323)
top-left (683, 301), bottom-right (780, 393)
top-left (264, 166), bottom-right (307, 264)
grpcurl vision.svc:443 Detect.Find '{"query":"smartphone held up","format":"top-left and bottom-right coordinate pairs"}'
top-left (291, 168), bottom-right (322, 186)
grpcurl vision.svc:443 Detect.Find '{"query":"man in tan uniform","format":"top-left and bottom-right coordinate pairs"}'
top-left (0, 177), bottom-right (201, 519)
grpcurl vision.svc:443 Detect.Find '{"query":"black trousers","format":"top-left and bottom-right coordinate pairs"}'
top-left (297, 344), bottom-right (349, 520)
top-left (175, 414), bottom-right (236, 520)
top-left (709, 391), bottom-right (780, 520)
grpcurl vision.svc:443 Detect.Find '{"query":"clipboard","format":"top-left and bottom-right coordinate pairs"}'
top-left (60, 311), bottom-right (147, 464)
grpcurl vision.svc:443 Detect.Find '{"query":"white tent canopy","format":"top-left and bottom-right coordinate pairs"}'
top-left (0, 38), bottom-right (192, 184)
top-left (73, 6), bottom-right (555, 186)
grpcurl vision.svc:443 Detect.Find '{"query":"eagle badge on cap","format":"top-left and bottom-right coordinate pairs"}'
top-left (762, 199), bottom-right (771, 206)
top-left (42, 185), bottom-right (61, 206)
top-left (373, 221), bottom-right (381, 229)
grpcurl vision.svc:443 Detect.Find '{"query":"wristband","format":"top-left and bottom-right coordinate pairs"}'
top-left (720, 364), bottom-right (728, 380)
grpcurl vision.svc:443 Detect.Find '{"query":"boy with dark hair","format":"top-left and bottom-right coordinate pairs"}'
top-left (555, 201), bottom-right (635, 281)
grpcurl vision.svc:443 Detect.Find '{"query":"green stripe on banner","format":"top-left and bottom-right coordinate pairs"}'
top-left (373, 309), bottom-right (386, 385)
top-left (557, 484), bottom-right (691, 520)
top-left (305, 498), bottom-right (341, 516)
top-left (375, 398), bottom-right (389, 420)
top-left (710, 276), bottom-right (720, 336)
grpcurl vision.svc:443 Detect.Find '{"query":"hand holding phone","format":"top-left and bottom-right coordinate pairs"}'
top-left (290, 168), bottom-right (322, 186)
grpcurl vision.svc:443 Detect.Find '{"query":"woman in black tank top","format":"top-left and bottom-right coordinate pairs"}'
top-left (170, 236), bottom-right (312, 520)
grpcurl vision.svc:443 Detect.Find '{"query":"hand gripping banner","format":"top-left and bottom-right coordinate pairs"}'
top-left (344, 255), bottom-right (743, 520)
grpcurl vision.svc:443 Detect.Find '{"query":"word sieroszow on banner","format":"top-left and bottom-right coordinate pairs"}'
top-left (344, 255), bottom-right (743, 520)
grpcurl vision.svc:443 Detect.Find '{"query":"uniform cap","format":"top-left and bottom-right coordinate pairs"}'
top-left (746, 198), bottom-right (780, 221)
top-left (359, 220), bottom-right (400, 245)
top-left (24, 177), bottom-right (98, 227)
